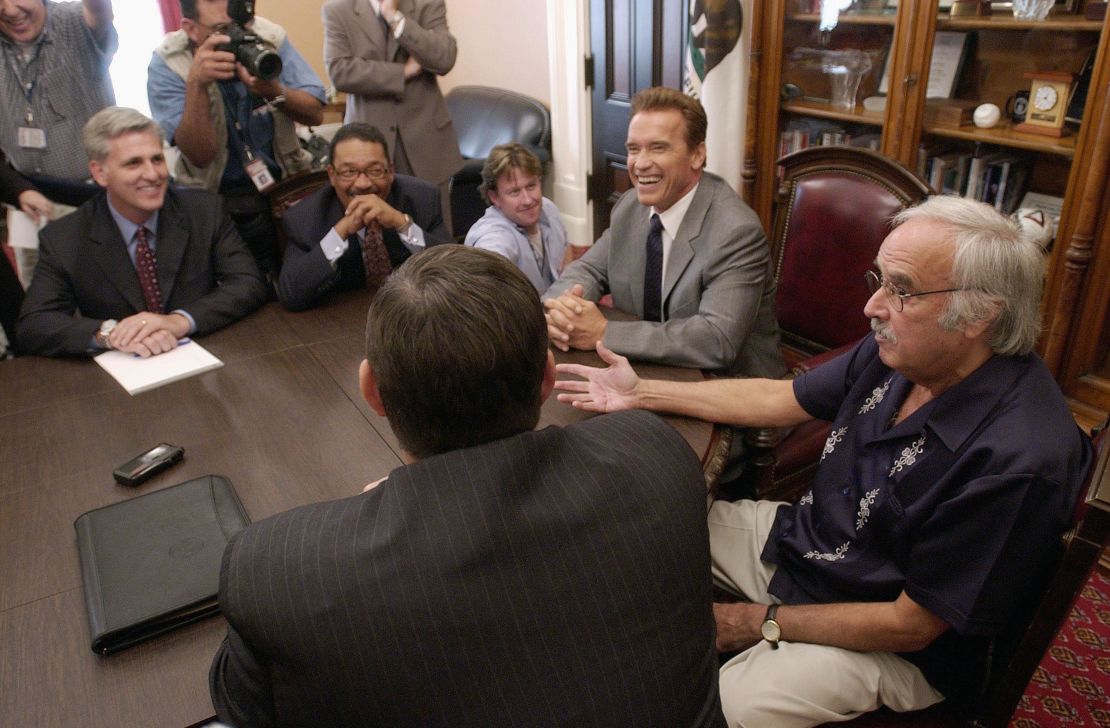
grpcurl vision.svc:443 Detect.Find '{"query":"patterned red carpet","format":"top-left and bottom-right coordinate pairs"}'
top-left (1011, 568), bottom-right (1110, 727)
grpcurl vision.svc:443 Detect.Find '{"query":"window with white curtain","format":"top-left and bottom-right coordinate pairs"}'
top-left (108, 0), bottom-right (167, 116)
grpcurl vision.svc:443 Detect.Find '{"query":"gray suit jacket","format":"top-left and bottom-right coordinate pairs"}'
top-left (322, 0), bottom-right (463, 185)
top-left (210, 410), bottom-right (726, 728)
top-left (17, 188), bottom-right (267, 356)
top-left (545, 173), bottom-right (785, 378)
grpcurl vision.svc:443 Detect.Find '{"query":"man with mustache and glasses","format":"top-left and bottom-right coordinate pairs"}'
top-left (542, 86), bottom-right (783, 381)
top-left (17, 107), bottom-right (266, 357)
top-left (554, 195), bottom-right (1093, 727)
top-left (275, 122), bottom-right (451, 312)
top-left (465, 143), bottom-right (568, 293)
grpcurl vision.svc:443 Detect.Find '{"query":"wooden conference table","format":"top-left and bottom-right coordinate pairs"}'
top-left (0, 291), bottom-right (723, 728)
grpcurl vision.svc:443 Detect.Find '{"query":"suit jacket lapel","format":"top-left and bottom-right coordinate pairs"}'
top-left (661, 181), bottom-right (710, 309)
top-left (154, 192), bottom-right (188, 308)
top-left (623, 211), bottom-right (650, 317)
top-left (89, 197), bottom-right (146, 313)
top-left (352, 0), bottom-right (397, 60)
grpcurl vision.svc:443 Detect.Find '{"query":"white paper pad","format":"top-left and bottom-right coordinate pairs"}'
top-left (5, 202), bottom-right (78, 249)
top-left (94, 340), bottom-right (223, 395)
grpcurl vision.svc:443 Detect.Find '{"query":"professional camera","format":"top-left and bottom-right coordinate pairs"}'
top-left (219, 0), bottom-right (282, 82)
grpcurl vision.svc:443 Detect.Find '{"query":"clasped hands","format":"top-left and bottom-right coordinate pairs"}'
top-left (544, 284), bottom-right (607, 352)
top-left (108, 312), bottom-right (191, 358)
top-left (333, 195), bottom-right (408, 240)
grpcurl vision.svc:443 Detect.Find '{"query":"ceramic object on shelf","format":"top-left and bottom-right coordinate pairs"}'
top-left (973, 103), bottom-right (1002, 128)
top-left (1012, 0), bottom-right (1054, 20)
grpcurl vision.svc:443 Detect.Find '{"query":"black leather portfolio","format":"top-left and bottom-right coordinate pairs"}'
top-left (74, 474), bottom-right (250, 655)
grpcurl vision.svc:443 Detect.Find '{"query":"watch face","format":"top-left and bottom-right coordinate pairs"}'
top-left (1034, 85), bottom-right (1059, 112)
top-left (761, 619), bottom-right (781, 642)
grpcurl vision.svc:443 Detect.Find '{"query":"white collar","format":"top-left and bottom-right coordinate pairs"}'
top-left (651, 181), bottom-right (700, 239)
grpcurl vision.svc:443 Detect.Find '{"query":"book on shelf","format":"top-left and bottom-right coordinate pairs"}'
top-left (998, 159), bottom-right (1032, 215)
top-left (966, 151), bottom-right (1008, 203)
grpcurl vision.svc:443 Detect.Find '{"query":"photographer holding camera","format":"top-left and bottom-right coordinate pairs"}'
top-left (148, 0), bottom-right (325, 280)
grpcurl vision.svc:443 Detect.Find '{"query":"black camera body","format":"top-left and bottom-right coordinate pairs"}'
top-left (219, 0), bottom-right (282, 82)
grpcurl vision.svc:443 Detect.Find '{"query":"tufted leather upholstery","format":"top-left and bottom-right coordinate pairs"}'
top-left (770, 147), bottom-right (932, 370)
top-left (266, 169), bottom-right (329, 257)
top-left (444, 86), bottom-right (551, 240)
top-left (748, 147), bottom-right (931, 502)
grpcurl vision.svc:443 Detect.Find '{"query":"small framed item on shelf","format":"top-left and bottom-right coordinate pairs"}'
top-left (990, 0), bottom-right (1080, 13)
top-left (1015, 71), bottom-right (1074, 137)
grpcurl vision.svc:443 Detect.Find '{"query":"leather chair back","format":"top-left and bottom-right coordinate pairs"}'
top-left (445, 86), bottom-right (551, 240)
top-left (770, 146), bottom-right (931, 368)
top-left (266, 169), bottom-right (329, 257)
top-left (745, 147), bottom-right (930, 502)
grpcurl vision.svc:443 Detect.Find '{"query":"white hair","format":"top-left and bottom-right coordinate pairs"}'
top-left (893, 195), bottom-right (1045, 356)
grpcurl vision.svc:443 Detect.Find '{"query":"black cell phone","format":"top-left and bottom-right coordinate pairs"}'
top-left (113, 443), bottom-right (184, 487)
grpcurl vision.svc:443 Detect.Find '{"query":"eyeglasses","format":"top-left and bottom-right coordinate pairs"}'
top-left (333, 165), bottom-right (390, 182)
top-left (864, 270), bottom-right (961, 312)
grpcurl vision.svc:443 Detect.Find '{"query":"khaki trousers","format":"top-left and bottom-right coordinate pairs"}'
top-left (708, 499), bottom-right (945, 727)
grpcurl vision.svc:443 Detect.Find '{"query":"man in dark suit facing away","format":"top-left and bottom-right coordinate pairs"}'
top-left (17, 106), bottom-right (266, 357)
top-left (210, 245), bottom-right (726, 728)
top-left (276, 121), bottom-right (452, 311)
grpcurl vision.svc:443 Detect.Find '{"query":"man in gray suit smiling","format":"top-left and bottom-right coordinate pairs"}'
top-left (544, 87), bottom-right (784, 379)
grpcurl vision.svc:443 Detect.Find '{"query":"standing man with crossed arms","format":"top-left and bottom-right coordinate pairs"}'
top-left (323, 0), bottom-right (462, 233)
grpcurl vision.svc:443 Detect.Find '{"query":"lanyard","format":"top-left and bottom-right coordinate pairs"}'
top-left (527, 228), bottom-right (549, 279)
top-left (3, 40), bottom-right (44, 124)
top-left (218, 81), bottom-right (261, 165)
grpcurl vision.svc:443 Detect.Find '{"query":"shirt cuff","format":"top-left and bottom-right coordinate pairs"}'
top-left (391, 16), bottom-right (406, 37)
top-left (321, 228), bottom-right (350, 266)
top-left (172, 309), bottom-right (197, 334)
top-left (397, 219), bottom-right (426, 254)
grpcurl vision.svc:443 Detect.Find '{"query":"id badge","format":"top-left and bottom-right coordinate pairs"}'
top-left (245, 158), bottom-right (275, 192)
top-left (18, 126), bottom-right (46, 149)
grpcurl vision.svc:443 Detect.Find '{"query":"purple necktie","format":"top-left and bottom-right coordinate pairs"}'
top-left (134, 227), bottom-right (164, 314)
top-left (643, 213), bottom-right (663, 322)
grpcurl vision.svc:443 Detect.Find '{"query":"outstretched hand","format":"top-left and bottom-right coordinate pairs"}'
top-left (554, 341), bottom-right (641, 413)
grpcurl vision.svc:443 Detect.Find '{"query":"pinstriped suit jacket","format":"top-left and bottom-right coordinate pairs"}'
top-left (544, 173), bottom-right (785, 379)
top-left (210, 409), bottom-right (725, 727)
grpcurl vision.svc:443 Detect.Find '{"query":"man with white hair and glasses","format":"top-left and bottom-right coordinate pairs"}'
top-left (555, 195), bottom-right (1093, 727)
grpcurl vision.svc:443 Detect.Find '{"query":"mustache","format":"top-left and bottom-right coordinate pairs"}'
top-left (870, 318), bottom-right (897, 344)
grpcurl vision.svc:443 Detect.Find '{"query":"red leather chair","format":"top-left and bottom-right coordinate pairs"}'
top-left (746, 146), bottom-right (931, 502)
top-left (266, 169), bottom-right (329, 258)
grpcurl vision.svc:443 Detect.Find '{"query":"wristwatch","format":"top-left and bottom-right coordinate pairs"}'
top-left (760, 604), bottom-right (782, 649)
top-left (96, 319), bottom-right (118, 349)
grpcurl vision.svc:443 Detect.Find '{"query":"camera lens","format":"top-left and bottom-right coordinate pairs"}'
top-left (252, 49), bottom-right (283, 81)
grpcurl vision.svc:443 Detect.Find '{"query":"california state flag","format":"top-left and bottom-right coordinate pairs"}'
top-left (683, 0), bottom-right (750, 193)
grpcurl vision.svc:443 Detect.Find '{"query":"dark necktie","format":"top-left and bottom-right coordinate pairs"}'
top-left (643, 213), bottom-right (664, 322)
top-left (134, 227), bottom-right (164, 314)
top-left (358, 222), bottom-right (393, 296)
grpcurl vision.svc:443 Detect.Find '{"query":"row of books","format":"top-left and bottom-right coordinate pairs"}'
top-left (917, 146), bottom-right (1031, 215)
top-left (778, 119), bottom-right (882, 159)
